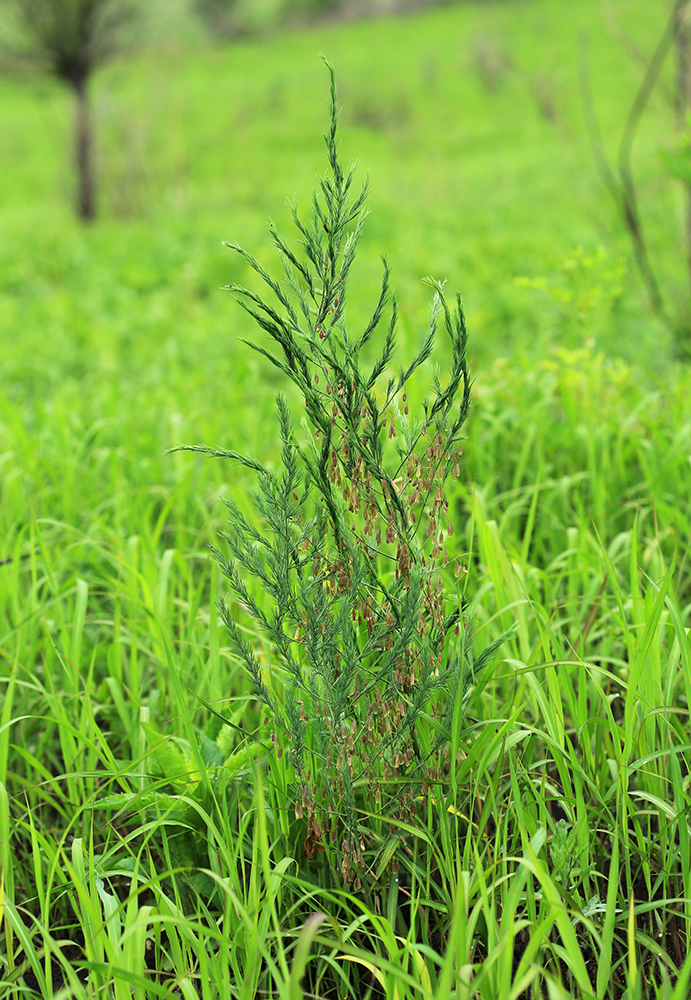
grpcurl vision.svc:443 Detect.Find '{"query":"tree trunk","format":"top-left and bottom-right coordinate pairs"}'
top-left (74, 76), bottom-right (95, 221)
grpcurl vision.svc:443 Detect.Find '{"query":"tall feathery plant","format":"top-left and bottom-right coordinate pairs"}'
top-left (180, 60), bottom-right (508, 891)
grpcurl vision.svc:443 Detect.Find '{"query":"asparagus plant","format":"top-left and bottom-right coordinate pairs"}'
top-left (180, 60), bottom-right (508, 890)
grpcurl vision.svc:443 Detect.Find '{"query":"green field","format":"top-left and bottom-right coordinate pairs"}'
top-left (2, 0), bottom-right (691, 997)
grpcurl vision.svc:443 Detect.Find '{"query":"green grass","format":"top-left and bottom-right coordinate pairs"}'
top-left (2, 0), bottom-right (691, 996)
top-left (0, 0), bottom-right (682, 379)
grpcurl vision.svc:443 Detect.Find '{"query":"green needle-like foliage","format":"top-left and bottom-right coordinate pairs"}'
top-left (180, 59), bottom-right (506, 890)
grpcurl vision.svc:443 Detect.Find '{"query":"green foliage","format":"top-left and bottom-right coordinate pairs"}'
top-left (516, 246), bottom-right (626, 344)
top-left (2, 300), bottom-right (691, 995)
top-left (179, 61), bottom-right (510, 890)
top-left (659, 128), bottom-right (691, 188)
top-left (1, 1), bottom-right (691, 995)
top-left (0, 0), bottom-right (676, 367)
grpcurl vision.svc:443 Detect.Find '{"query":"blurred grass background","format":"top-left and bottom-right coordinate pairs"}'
top-left (0, 0), bottom-right (675, 403)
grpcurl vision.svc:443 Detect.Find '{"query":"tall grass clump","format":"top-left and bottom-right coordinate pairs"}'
top-left (178, 59), bottom-right (509, 891)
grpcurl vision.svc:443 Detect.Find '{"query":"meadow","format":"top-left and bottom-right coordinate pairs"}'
top-left (1, 0), bottom-right (691, 997)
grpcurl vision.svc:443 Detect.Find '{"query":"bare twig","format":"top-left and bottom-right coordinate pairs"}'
top-left (579, 23), bottom-right (673, 329)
